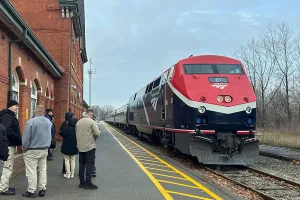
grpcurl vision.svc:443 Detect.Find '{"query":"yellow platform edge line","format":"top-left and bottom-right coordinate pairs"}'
top-left (166, 190), bottom-right (214, 200)
top-left (151, 173), bottom-right (187, 181)
top-left (157, 179), bottom-right (199, 189)
top-left (137, 158), bottom-right (162, 163)
top-left (131, 152), bottom-right (153, 156)
top-left (106, 124), bottom-right (222, 200)
top-left (104, 124), bottom-right (173, 200)
top-left (140, 162), bottom-right (169, 168)
top-left (145, 167), bottom-right (178, 174)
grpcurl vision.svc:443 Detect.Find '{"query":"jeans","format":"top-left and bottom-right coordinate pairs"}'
top-left (79, 149), bottom-right (95, 184)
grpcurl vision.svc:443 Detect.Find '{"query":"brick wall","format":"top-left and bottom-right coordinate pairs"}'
top-left (10, 0), bottom-right (85, 136)
top-left (0, 24), bottom-right (55, 134)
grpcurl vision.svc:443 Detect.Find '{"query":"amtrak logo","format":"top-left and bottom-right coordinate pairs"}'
top-left (211, 84), bottom-right (228, 89)
top-left (151, 97), bottom-right (159, 111)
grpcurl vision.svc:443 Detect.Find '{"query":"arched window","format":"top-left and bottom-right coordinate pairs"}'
top-left (30, 81), bottom-right (37, 118)
top-left (12, 72), bottom-right (19, 119)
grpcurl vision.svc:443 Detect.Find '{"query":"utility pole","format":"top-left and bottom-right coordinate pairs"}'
top-left (87, 58), bottom-right (96, 107)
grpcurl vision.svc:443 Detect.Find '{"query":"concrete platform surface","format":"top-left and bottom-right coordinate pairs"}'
top-left (1, 124), bottom-right (165, 200)
top-left (0, 122), bottom-right (239, 200)
top-left (259, 145), bottom-right (300, 161)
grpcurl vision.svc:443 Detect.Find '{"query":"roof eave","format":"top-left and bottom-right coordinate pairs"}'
top-left (0, 1), bottom-right (63, 78)
top-left (59, 0), bottom-right (87, 64)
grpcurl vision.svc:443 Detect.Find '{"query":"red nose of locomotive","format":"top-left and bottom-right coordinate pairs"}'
top-left (185, 74), bottom-right (256, 106)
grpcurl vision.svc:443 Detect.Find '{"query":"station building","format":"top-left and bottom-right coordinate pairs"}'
top-left (0, 0), bottom-right (88, 142)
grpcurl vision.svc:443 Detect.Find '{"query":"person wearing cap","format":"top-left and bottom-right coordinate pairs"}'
top-left (44, 109), bottom-right (56, 161)
top-left (0, 100), bottom-right (22, 196)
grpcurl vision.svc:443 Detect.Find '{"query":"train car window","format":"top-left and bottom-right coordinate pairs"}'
top-left (148, 82), bottom-right (154, 92)
top-left (183, 64), bottom-right (244, 74)
top-left (153, 77), bottom-right (161, 88)
top-left (145, 85), bottom-right (149, 94)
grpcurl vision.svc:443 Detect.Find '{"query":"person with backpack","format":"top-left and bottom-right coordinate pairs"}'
top-left (0, 100), bottom-right (22, 196)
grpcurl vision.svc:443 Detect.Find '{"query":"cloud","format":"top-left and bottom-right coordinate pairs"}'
top-left (83, 0), bottom-right (300, 107)
top-left (236, 10), bottom-right (261, 26)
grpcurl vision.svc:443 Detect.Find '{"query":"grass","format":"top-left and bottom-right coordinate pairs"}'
top-left (256, 130), bottom-right (300, 149)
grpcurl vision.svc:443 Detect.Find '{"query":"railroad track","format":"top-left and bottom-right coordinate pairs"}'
top-left (205, 165), bottom-right (300, 200)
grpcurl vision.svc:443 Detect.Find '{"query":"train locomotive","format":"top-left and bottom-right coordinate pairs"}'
top-left (106, 55), bottom-right (259, 165)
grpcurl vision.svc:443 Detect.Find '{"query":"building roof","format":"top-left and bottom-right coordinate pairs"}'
top-left (82, 99), bottom-right (89, 108)
top-left (0, 0), bottom-right (63, 78)
top-left (59, 0), bottom-right (88, 63)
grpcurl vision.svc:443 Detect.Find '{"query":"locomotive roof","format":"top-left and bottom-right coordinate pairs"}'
top-left (177, 55), bottom-right (242, 65)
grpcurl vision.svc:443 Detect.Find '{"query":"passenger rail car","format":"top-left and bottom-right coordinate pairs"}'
top-left (106, 55), bottom-right (259, 165)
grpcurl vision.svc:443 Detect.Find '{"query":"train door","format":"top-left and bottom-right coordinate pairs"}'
top-left (165, 65), bottom-right (175, 127)
top-left (161, 66), bottom-right (175, 126)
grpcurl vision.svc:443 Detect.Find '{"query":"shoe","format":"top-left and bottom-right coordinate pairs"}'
top-left (84, 183), bottom-right (98, 190)
top-left (92, 173), bottom-right (96, 177)
top-left (79, 181), bottom-right (86, 188)
top-left (38, 189), bottom-right (46, 197)
top-left (70, 173), bottom-right (74, 178)
top-left (0, 188), bottom-right (15, 195)
top-left (64, 174), bottom-right (70, 178)
top-left (22, 191), bottom-right (36, 198)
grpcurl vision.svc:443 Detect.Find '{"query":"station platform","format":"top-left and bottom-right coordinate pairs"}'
top-left (2, 122), bottom-right (240, 200)
top-left (259, 144), bottom-right (300, 161)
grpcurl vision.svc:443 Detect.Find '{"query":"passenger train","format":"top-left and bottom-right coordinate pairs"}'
top-left (106, 55), bottom-right (259, 165)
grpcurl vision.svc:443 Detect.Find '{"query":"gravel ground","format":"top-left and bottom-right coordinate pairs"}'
top-left (248, 156), bottom-right (300, 185)
top-left (220, 168), bottom-right (300, 200)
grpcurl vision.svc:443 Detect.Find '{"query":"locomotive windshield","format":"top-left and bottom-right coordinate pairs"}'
top-left (183, 64), bottom-right (244, 74)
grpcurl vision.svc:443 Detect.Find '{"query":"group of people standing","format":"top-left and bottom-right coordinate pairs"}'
top-left (0, 100), bottom-right (101, 198)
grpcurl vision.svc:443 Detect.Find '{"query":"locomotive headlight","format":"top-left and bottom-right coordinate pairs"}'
top-left (224, 95), bottom-right (232, 103)
top-left (217, 96), bottom-right (223, 102)
top-left (198, 106), bottom-right (206, 113)
top-left (245, 106), bottom-right (252, 114)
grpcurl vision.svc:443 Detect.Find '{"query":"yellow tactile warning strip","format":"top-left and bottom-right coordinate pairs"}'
top-left (103, 123), bottom-right (223, 200)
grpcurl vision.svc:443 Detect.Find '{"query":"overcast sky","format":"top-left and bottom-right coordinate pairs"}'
top-left (82, 0), bottom-right (299, 109)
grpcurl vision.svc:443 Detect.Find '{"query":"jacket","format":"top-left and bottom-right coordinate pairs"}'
top-left (76, 115), bottom-right (100, 152)
top-left (0, 109), bottom-right (22, 146)
top-left (59, 112), bottom-right (74, 136)
top-left (61, 118), bottom-right (78, 155)
top-left (0, 122), bottom-right (9, 161)
top-left (22, 116), bottom-right (52, 151)
top-left (45, 114), bottom-right (56, 138)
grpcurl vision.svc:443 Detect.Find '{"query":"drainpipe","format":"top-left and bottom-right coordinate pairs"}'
top-left (8, 29), bottom-right (28, 101)
top-left (68, 13), bottom-right (74, 112)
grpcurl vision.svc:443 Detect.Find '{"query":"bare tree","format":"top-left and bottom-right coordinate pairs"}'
top-left (262, 21), bottom-right (297, 124)
top-left (234, 37), bottom-right (281, 128)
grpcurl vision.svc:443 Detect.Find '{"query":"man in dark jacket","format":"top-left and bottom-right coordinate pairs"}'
top-left (45, 109), bottom-right (56, 161)
top-left (59, 112), bottom-right (74, 174)
top-left (0, 100), bottom-right (22, 195)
